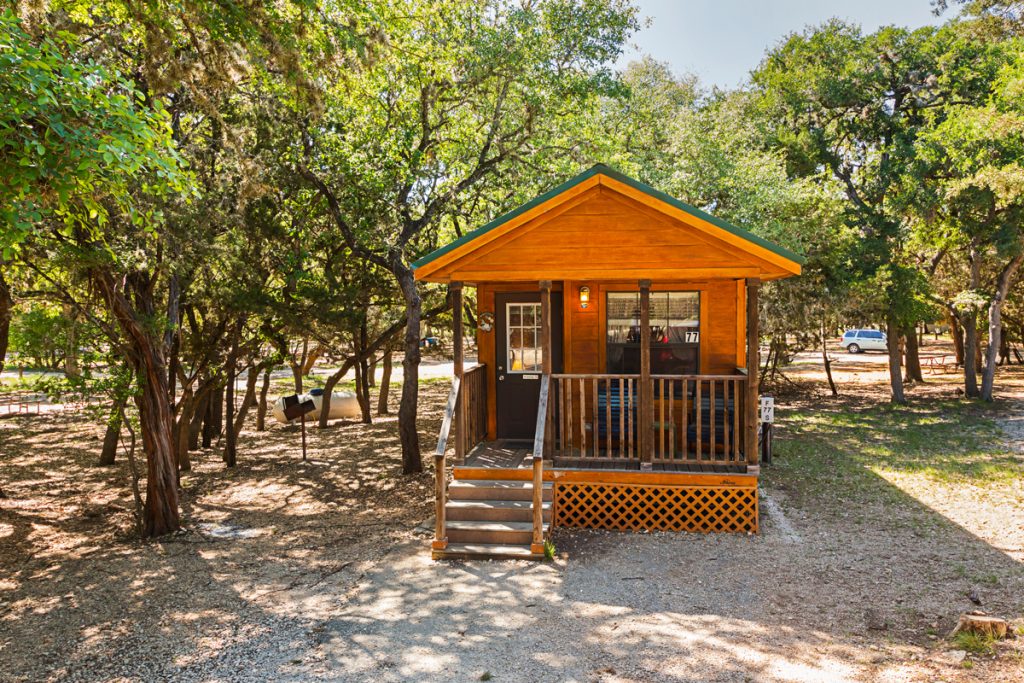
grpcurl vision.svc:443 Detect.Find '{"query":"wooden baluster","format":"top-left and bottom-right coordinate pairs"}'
top-left (578, 378), bottom-right (586, 459)
top-left (668, 379), bottom-right (675, 460)
top-left (566, 377), bottom-right (573, 456)
top-left (710, 379), bottom-right (716, 462)
top-left (618, 377), bottom-right (625, 459)
top-left (558, 377), bottom-right (564, 456)
top-left (605, 378), bottom-right (612, 459)
top-left (733, 379), bottom-right (741, 461)
top-left (622, 378), bottom-right (630, 458)
top-left (592, 377), bottom-right (599, 458)
top-left (696, 379), bottom-right (703, 461)
top-left (658, 378), bottom-right (665, 460)
top-left (723, 379), bottom-right (730, 461)
top-left (681, 378), bottom-right (689, 460)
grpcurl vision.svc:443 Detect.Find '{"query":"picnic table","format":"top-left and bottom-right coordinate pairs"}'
top-left (921, 354), bottom-right (959, 374)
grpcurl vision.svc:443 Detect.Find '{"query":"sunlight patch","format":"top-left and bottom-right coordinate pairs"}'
top-left (196, 522), bottom-right (272, 539)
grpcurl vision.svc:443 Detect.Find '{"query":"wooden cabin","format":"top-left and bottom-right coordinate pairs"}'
top-left (415, 164), bottom-right (803, 560)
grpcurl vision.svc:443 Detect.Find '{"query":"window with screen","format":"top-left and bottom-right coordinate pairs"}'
top-left (606, 291), bottom-right (699, 374)
top-left (506, 302), bottom-right (543, 372)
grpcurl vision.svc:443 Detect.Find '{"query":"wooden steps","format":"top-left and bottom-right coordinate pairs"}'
top-left (448, 479), bottom-right (552, 501)
top-left (432, 474), bottom-right (552, 561)
top-left (439, 543), bottom-right (544, 561)
top-left (446, 499), bottom-right (552, 522)
top-left (446, 520), bottom-right (534, 544)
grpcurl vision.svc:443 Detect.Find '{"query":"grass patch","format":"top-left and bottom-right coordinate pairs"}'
top-left (771, 398), bottom-right (1022, 486)
top-left (951, 630), bottom-right (998, 655)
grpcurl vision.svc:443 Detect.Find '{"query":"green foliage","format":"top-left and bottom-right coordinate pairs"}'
top-left (0, 10), bottom-right (187, 254)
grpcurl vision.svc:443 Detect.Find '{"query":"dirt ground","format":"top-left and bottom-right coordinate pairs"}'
top-left (1, 343), bottom-right (1023, 682)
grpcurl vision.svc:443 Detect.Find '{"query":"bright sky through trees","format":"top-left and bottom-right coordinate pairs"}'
top-left (622, 0), bottom-right (940, 87)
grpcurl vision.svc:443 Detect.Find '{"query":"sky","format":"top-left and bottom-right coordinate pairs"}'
top-left (620, 0), bottom-right (946, 89)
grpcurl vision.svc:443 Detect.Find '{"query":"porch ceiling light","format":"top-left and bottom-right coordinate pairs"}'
top-left (579, 285), bottom-right (590, 309)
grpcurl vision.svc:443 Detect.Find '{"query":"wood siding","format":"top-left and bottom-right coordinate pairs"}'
top-left (476, 278), bottom-right (744, 439)
top-left (432, 185), bottom-right (789, 283)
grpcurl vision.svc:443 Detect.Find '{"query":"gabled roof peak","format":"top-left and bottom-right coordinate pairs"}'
top-left (413, 164), bottom-right (804, 280)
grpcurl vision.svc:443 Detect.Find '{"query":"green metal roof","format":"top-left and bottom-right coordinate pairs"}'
top-left (412, 163), bottom-right (806, 271)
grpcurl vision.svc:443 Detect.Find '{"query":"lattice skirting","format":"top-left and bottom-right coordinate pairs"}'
top-left (552, 482), bottom-right (758, 533)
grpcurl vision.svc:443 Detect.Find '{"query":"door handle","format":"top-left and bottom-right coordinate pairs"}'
top-left (498, 374), bottom-right (505, 381)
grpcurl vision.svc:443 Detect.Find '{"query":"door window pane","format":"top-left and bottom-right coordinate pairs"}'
top-left (507, 303), bottom-right (543, 372)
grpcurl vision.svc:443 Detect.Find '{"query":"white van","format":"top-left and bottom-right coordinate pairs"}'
top-left (841, 329), bottom-right (887, 353)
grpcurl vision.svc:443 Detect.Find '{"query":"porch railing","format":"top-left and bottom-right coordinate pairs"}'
top-left (456, 363), bottom-right (488, 457)
top-left (550, 371), bottom-right (748, 468)
top-left (432, 375), bottom-right (461, 551)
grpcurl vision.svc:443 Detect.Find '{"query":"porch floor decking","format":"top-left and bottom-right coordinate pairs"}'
top-left (463, 441), bottom-right (749, 474)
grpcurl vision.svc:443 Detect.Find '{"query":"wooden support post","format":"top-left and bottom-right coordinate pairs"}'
top-left (531, 452), bottom-right (545, 554)
top-left (540, 280), bottom-right (554, 459)
top-left (453, 282), bottom-right (465, 464)
top-left (639, 280), bottom-right (653, 469)
top-left (745, 278), bottom-right (760, 470)
top-left (432, 452), bottom-right (447, 551)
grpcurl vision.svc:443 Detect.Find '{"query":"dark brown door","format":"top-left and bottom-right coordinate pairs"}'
top-left (495, 291), bottom-right (563, 440)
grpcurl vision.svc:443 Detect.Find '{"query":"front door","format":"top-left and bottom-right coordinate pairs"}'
top-left (495, 291), bottom-right (563, 440)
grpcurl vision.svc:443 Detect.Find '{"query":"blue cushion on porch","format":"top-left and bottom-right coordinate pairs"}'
top-left (594, 383), bottom-right (637, 439)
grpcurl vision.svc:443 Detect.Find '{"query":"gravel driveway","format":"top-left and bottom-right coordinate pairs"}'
top-left (3, 359), bottom-right (1023, 683)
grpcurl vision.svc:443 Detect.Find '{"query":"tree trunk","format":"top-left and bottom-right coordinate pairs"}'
top-left (949, 310), bottom-right (965, 366)
top-left (963, 310), bottom-right (979, 398)
top-left (188, 388), bottom-right (210, 451)
top-left (0, 268), bottom-right (12, 376)
top-left (820, 317), bottom-right (838, 397)
top-left (300, 344), bottom-right (322, 376)
top-left (256, 367), bottom-right (272, 431)
top-left (357, 320), bottom-right (372, 424)
top-left (290, 338), bottom-right (308, 393)
top-left (203, 386), bottom-right (223, 449)
top-left (394, 263), bottom-right (423, 474)
top-left (63, 304), bottom-right (80, 378)
top-left (319, 366), bottom-right (346, 428)
top-left (353, 356), bottom-right (368, 423)
top-left (903, 325), bottom-right (923, 383)
top-left (98, 395), bottom-right (128, 466)
top-left (981, 252), bottom-right (1024, 401)
top-left (377, 348), bottom-right (393, 415)
top-left (92, 270), bottom-right (179, 538)
top-left (357, 357), bottom-right (372, 424)
top-left (175, 389), bottom-right (195, 473)
top-left (886, 317), bottom-right (906, 404)
top-left (223, 336), bottom-right (238, 467)
top-left (134, 348), bottom-right (179, 536)
top-left (231, 365), bottom-right (260, 437)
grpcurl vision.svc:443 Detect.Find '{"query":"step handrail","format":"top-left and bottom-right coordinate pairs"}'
top-left (530, 375), bottom-right (550, 554)
top-left (432, 375), bottom-right (461, 552)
